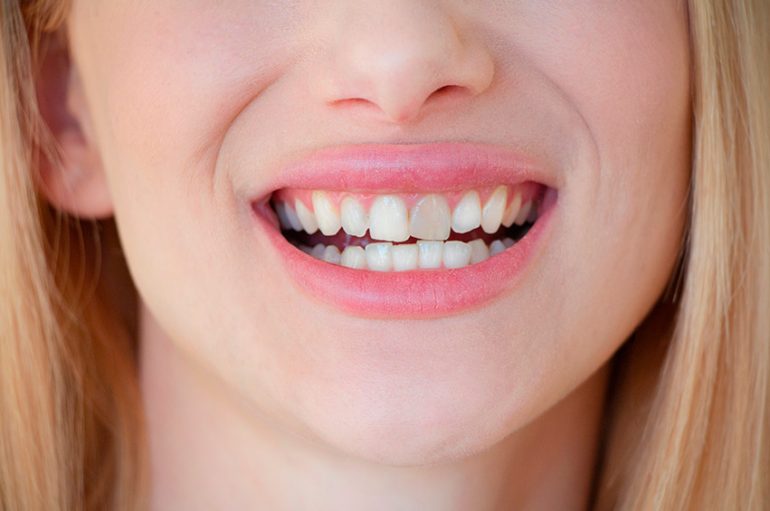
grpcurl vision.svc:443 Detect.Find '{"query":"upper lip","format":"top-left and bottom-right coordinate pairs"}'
top-left (249, 142), bottom-right (559, 204)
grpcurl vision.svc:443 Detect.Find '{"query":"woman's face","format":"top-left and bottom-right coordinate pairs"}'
top-left (58, 1), bottom-right (690, 463)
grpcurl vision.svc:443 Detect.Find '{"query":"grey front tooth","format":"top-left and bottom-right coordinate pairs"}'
top-left (409, 194), bottom-right (451, 240)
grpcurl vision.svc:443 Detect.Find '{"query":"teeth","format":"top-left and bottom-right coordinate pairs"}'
top-left (409, 194), bottom-right (451, 241)
top-left (341, 246), bottom-right (367, 269)
top-left (276, 202), bottom-right (303, 231)
top-left (451, 191), bottom-right (482, 234)
top-left (392, 244), bottom-right (419, 271)
top-left (501, 191), bottom-right (522, 228)
top-left (312, 191), bottom-right (341, 236)
top-left (340, 197), bottom-right (369, 237)
top-left (502, 237), bottom-right (515, 248)
top-left (311, 243), bottom-right (326, 259)
top-left (322, 245), bottom-right (341, 264)
top-left (295, 199), bottom-right (319, 234)
top-left (365, 242), bottom-right (393, 271)
top-left (417, 241), bottom-right (443, 269)
top-left (369, 195), bottom-right (409, 242)
top-left (489, 239), bottom-right (506, 256)
top-left (468, 239), bottom-right (489, 264)
top-left (514, 200), bottom-right (532, 226)
top-left (481, 186), bottom-right (507, 234)
top-left (443, 241), bottom-right (472, 269)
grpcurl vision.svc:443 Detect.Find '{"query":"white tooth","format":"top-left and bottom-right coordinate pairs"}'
top-left (451, 191), bottom-right (482, 234)
top-left (409, 194), bottom-right (450, 241)
top-left (322, 245), bottom-right (341, 264)
top-left (502, 237), bottom-right (515, 248)
top-left (417, 241), bottom-right (443, 269)
top-left (443, 241), bottom-right (472, 269)
top-left (365, 242), bottom-right (393, 271)
top-left (501, 191), bottom-right (522, 228)
top-left (284, 203), bottom-right (302, 231)
top-left (340, 197), bottom-right (368, 237)
top-left (369, 195), bottom-right (409, 242)
top-left (275, 202), bottom-right (293, 230)
top-left (515, 200), bottom-right (532, 226)
top-left (295, 199), bottom-right (319, 234)
top-left (311, 243), bottom-right (326, 259)
top-left (341, 246), bottom-right (367, 269)
top-left (468, 239), bottom-right (489, 264)
top-left (392, 244), bottom-right (419, 271)
top-left (312, 191), bottom-right (341, 235)
top-left (481, 186), bottom-right (507, 234)
top-left (489, 240), bottom-right (506, 256)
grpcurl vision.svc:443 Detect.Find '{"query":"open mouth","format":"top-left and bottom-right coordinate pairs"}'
top-left (268, 183), bottom-right (545, 271)
top-left (248, 143), bottom-right (558, 317)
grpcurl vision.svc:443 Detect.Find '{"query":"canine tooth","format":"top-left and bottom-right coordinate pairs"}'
top-left (340, 197), bottom-right (368, 237)
top-left (481, 186), bottom-right (507, 234)
top-left (489, 240), bottom-right (506, 256)
top-left (451, 191), bottom-right (482, 234)
top-left (501, 191), bottom-right (522, 228)
top-left (417, 241), bottom-right (443, 269)
top-left (365, 242), bottom-right (393, 271)
top-left (369, 195), bottom-right (409, 242)
top-left (295, 199), bottom-right (319, 234)
top-left (502, 237), bottom-right (515, 248)
top-left (312, 191), bottom-right (341, 235)
top-left (443, 241), bottom-right (472, 269)
top-left (322, 245), bottom-right (341, 264)
top-left (311, 243), bottom-right (326, 259)
top-left (392, 244), bottom-right (419, 271)
top-left (341, 246), bottom-right (367, 269)
top-left (515, 200), bottom-right (532, 226)
top-left (468, 239), bottom-right (489, 264)
top-left (409, 194), bottom-right (450, 241)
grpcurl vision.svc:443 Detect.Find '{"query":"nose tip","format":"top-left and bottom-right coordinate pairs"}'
top-left (315, 2), bottom-right (495, 125)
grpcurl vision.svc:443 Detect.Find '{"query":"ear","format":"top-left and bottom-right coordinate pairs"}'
top-left (35, 30), bottom-right (113, 219)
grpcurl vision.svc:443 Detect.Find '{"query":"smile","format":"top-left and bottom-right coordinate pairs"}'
top-left (250, 143), bottom-right (558, 318)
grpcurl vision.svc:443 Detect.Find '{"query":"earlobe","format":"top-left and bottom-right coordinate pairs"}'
top-left (35, 30), bottom-right (113, 220)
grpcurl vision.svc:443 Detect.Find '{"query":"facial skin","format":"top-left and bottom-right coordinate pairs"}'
top-left (40, 1), bottom-right (690, 509)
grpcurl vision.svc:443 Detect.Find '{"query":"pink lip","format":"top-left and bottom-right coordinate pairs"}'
top-left (249, 142), bottom-right (559, 318)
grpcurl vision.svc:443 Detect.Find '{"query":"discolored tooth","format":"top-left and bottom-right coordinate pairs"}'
top-left (295, 199), bottom-right (319, 234)
top-left (451, 191), bottom-right (482, 234)
top-left (409, 194), bottom-right (451, 241)
top-left (365, 242), bottom-right (393, 271)
top-left (312, 191), bottom-right (341, 235)
top-left (392, 244), bottom-right (419, 271)
top-left (502, 237), bottom-right (515, 248)
top-left (481, 186), bottom-right (507, 234)
top-left (311, 243), bottom-right (326, 259)
top-left (443, 241), bottom-right (472, 269)
top-left (501, 191), bottom-right (522, 228)
top-left (341, 246), bottom-right (367, 269)
top-left (322, 245), bottom-right (341, 264)
top-left (417, 241), bottom-right (443, 269)
top-left (514, 200), bottom-right (532, 226)
top-left (340, 196), bottom-right (369, 237)
top-left (489, 240), bottom-right (506, 256)
top-left (299, 244), bottom-right (313, 255)
top-left (369, 195), bottom-right (409, 242)
top-left (468, 239), bottom-right (489, 264)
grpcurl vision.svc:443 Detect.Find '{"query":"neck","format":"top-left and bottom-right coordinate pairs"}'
top-left (139, 304), bottom-right (609, 511)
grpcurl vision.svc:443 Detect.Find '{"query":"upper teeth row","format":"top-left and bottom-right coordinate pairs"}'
top-left (273, 186), bottom-right (536, 242)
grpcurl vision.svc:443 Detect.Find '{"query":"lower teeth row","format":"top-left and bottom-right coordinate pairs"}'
top-left (297, 238), bottom-right (516, 271)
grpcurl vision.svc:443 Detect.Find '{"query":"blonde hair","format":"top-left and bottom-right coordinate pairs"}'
top-left (1, 1), bottom-right (767, 510)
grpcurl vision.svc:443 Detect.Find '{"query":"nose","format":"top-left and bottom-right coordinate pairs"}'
top-left (312, 1), bottom-right (495, 124)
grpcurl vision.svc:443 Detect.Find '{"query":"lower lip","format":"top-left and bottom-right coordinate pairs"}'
top-left (253, 197), bottom-right (556, 319)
